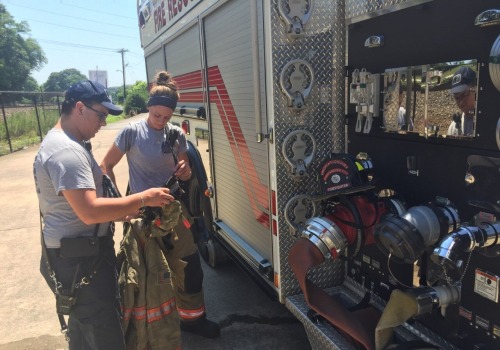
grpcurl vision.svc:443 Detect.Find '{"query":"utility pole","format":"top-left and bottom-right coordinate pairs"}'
top-left (117, 48), bottom-right (128, 103)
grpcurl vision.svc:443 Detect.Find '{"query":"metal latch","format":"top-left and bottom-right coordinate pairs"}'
top-left (282, 129), bottom-right (316, 178)
top-left (280, 59), bottom-right (315, 113)
top-left (277, 0), bottom-right (313, 41)
top-left (284, 194), bottom-right (317, 236)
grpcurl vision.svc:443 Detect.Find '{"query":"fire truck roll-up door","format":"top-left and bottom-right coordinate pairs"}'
top-left (164, 24), bottom-right (202, 80)
top-left (163, 22), bottom-right (207, 157)
top-left (203, 0), bottom-right (273, 283)
top-left (145, 48), bottom-right (165, 83)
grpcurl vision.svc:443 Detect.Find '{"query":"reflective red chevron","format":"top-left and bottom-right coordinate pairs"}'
top-left (175, 67), bottom-right (270, 227)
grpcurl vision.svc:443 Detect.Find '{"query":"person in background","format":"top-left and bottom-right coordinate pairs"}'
top-left (447, 66), bottom-right (477, 136)
top-left (397, 84), bottom-right (413, 131)
top-left (101, 71), bottom-right (221, 344)
top-left (34, 80), bottom-right (174, 350)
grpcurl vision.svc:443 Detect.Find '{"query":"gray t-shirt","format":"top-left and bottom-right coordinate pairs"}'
top-left (33, 128), bottom-right (109, 248)
top-left (115, 120), bottom-right (188, 193)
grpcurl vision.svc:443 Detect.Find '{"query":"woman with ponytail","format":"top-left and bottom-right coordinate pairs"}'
top-left (101, 71), bottom-right (220, 347)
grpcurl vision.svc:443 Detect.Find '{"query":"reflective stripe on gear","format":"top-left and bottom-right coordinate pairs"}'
top-left (178, 305), bottom-right (206, 320)
top-left (122, 297), bottom-right (176, 322)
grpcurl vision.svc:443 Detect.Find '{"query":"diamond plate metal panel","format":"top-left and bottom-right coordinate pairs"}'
top-left (287, 291), bottom-right (358, 350)
top-left (346, 0), bottom-right (420, 20)
top-left (274, 0), bottom-right (430, 301)
top-left (272, 0), bottom-right (346, 300)
top-left (331, 2), bottom-right (346, 153)
top-left (287, 282), bottom-right (457, 350)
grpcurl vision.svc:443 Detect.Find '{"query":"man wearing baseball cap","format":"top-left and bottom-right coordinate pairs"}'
top-left (34, 80), bottom-right (175, 349)
top-left (64, 80), bottom-right (123, 116)
top-left (447, 66), bottom-right (477, 136)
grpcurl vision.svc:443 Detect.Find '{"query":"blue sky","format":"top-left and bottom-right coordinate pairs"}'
top-left (2, 0), bottom-right (147, 88)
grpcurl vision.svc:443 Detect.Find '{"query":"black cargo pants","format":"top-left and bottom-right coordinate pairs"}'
top-left (40, 236), bottom-right (125, 350)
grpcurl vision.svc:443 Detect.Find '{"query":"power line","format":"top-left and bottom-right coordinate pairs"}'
top-left (4, 0), bottom-right (136, 20)
top-left (38, 39), bottom-right (123, 52)
top-left (58, 1), bottom-right (136, 20)
top-left (15, 16), bottom-right (138, 39)
top-left (38, 39), bottom-right (117, 52)
top-left (37, 39), bottom-right (143, 57)
top-left (6, 3), bottom-right (132, 29)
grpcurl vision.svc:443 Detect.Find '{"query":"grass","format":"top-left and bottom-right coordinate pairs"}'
top-left (0, 108), bottom-right (127, 157)
top-left (106, 114), bottom-right (126, 124)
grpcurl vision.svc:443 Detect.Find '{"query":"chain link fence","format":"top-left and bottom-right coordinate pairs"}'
top-left (0, 91), bottom-right (64, 156)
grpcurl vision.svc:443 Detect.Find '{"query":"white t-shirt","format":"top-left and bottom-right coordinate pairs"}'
top-left (447, 113), bottom-right (474, 136)
top-left (397, 106), bottom-right (414, 130)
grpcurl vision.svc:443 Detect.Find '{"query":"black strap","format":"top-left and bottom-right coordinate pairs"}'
top-left (40, 216), bottom-right (101, 337)
top-left (163, 124), bottom-right (180, 165)
top-left (39, 213), bottom-right (69, 335)
top-left (57, 314), bottom-right (68, 335)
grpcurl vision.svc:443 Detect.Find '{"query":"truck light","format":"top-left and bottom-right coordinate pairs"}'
top-left (181, 120), bottom-right (190, 135)
top-left (204, 188), bottom-right (213, 198)
top-left (474, 9), bottom-right (500, 27)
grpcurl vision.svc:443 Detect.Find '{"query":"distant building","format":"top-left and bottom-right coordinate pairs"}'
top-left (89, 70), bottom-right (108, 88)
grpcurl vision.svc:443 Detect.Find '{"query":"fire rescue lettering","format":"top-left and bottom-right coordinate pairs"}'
top-left (155, 0), bottom-right (198, 33)
top-left (154, 2), bottom-right (167, 33)
top-left (167, 0), bottom-right (194, 20)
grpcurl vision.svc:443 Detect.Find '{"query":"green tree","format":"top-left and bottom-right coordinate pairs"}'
top-left (20, 75), bottom-right (39, 91)
top-left (123, 81), bottom-right (148, 116)
top-left (0, 4), bottom-right (46, 91)
top-left (128, 81), bottom-right (148, 99)
top-left (43, 68), bottom-right (87, 92)
top-left (107, 86), bottom-right (126, 104)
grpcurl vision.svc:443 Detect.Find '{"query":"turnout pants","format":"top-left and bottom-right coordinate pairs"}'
top-left (166, 218), bottom-right (205, 322)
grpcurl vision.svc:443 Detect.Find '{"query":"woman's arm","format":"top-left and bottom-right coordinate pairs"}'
top-left (100, 143), bottom-right (125, 187)
top-left (175, 152), bottom-right (192, 181)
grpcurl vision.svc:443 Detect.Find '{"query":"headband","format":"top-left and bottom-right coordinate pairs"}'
top-left (147, 96), bottom-right (178, 110)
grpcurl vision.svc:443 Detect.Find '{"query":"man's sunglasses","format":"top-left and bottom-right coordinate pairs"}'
top-left (452, 89), bottom-right (473, 102)
top-left (83, 102), bottom-right (107, 122)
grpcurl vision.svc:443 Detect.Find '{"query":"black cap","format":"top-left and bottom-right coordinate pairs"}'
top-left (65, 80), bottom-right (123, 116)
top-left (450, 66), bottom-right (476, 94)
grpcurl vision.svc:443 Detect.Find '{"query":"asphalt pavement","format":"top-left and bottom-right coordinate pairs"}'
top-left (0, 114), bottom-right (311, 350)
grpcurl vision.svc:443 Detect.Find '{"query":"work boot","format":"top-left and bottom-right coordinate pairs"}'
top-left (180, 317), bottom-right (221, 338)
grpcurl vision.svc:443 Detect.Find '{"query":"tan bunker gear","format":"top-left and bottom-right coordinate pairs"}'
top-left (118, 201), bottom-right (207, 349)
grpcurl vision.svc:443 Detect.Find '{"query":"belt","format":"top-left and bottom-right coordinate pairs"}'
top-left (49, 235), bottom-right (114, 257)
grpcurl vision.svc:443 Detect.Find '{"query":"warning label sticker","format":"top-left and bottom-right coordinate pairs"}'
top-left (474, 269), bottom-right (499, 303)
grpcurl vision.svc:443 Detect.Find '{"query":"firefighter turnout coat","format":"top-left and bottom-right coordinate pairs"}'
top-left (118, 202), bottom-right (183, 350)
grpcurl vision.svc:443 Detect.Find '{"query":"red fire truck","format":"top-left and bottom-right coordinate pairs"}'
top-left (137, 0), bottom-right (500, 349)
